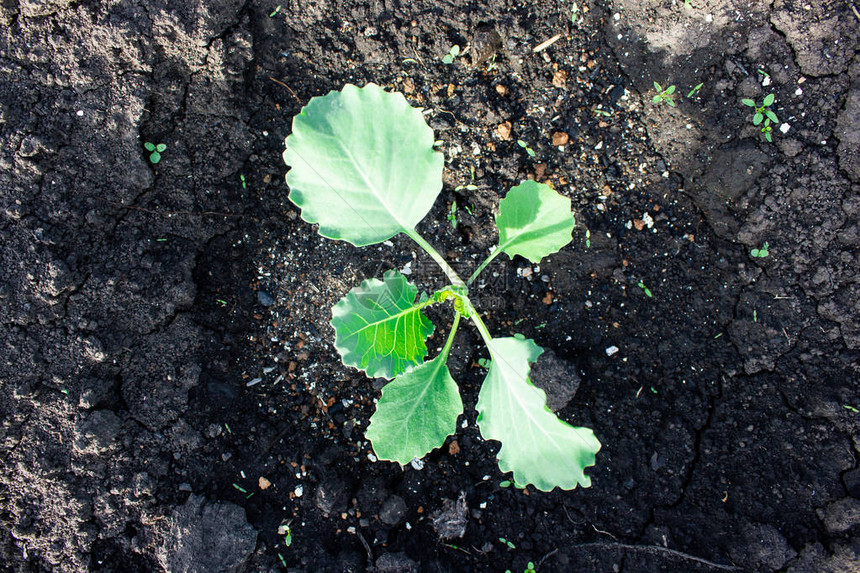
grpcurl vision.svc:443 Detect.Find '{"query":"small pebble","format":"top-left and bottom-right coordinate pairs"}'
top-left (257, 290), bottom-right (275, 306)
top-left (605, 346), bottom-right (619, 356)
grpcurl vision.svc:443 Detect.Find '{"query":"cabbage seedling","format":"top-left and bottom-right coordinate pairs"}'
top-left (283, 84), bottom-right (600, 491)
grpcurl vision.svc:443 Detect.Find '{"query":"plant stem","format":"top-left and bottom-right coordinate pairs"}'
top-left (467, 248), bottom-right (502, 286)
top-left (441, 312), bottom-right (461, 360)
top-left (463, 297), bottom-right (493, 346)
top-left (405, 229), bottom-right (465, 287)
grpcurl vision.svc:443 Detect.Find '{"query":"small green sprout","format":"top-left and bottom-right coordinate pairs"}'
top-left (753, 309), bottom-right (758, 322)
top-left (650, 386), bottom-right (658, 394)
top-left (652, 82), bottom-right (676, 107)
top-left (525, 563), bottom-right (536, 573)
top-left (844, 405), bottom-right (859, 413)
top-left (144, 142), bottom-right (167, 164)
top-left (499, 537), bottom-right (517, 549)
top-left (232, 483), bottom-right (248, 494)
top-left (499, 480), bottom-right (512, 487)
top-left (741, 94), bottom-right (778, 128)
top-left (278, 523), bottom-right (293, 547)
top-left (687, 82), bottom-right (704, 98)
top-left (637, 281), bottom-right (653, 298)
top-left (442, 45), bottom-right (460, 65)
top-left (454, 184), bottom-right (478, 192)
top-left (585, 228), bottom-right (591, 248)
top-left (269, 5), bottom-right (281, 17)
top-left (278, 553), bottom-right (287, 567)
top-left (517, 139), bottom-right (536, 157)
top-left (240, 174), bottom-right (247, 189)
top-left (571, 2), bottom-right (580, 23)
top-left (750, 242), bottom-right (769, 258)
top-left (448, 201), bottom-right (458, 228)
top-left (593, 108), bottom-right (611, 117)
top-left (216, 298), bottom-right (228, 306)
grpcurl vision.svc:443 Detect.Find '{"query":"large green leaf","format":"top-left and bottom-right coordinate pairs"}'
top-left (495, 181), bottom-right (574, 263)
top-left (366, 354), bottom-right (463, 464)
top-left (283, 83), bottom-right (444, 246)
top-left (331, 270), bottom-right (435, 379)
top-left (476, 336), bottom-right (601, 491)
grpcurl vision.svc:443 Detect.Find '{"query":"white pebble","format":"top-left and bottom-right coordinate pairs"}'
top-left (294, 485), bottom-right (304, 497)
top-left (605, 346), bottom-right (619, 356)
top-left (410, 458), bottom-right (425, 470)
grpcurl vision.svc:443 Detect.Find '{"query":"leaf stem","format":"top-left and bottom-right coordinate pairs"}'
top-left (467, 248), bottom-right (502, 285)
top-left (441, 312), bottom-right (461, 359)
top-left (405, 229), bottom-right (465, 287)
top-left (463, 297), bottom-right (493, 346)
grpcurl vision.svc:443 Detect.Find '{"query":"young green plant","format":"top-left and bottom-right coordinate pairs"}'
top-left (652, 82), bottom-right (676, 106)
top-left (144, 142), bottom-right (167, 164)
top-left (283, 84), bottom-right (600, 491)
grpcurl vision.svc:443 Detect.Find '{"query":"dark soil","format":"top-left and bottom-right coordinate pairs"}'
top-left (2, 1), bottom-right (859, 571)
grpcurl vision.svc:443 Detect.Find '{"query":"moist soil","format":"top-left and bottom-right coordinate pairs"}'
top-left (2, 1), bottom-right (859, 571)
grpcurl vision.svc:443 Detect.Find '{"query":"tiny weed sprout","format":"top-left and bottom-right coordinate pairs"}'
top-left (517, 139), bottom-right (537, 158)
top-left (741, 94), bottom-right (778, 128)
top-left (637, 281), bottom-right (653, 298)
top-left (144, 142), bottom-right (166, 164)
top-left (652, 82), bottom-right (676, 106)
top-left (283, 84), bottom-right (600, 491)
top-left (448, 200), bottom-right (458, 228)
top-left (442, 45), bottom-right (460, 65)
top-left (570, 2), bottom-right (580, 23)
top-left (750, 242), bottom-right (770, 258)
top-left (687, 82), bottom-right (704, 98)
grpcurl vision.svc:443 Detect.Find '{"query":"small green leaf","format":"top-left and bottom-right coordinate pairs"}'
top-left (765, 132), bottom-right (773, 142)
top-left (450, 45), bottom-right (460, 57)
top-left (517, 140), bottom-right (528, 148)
top-left (766, 110), bottom-right (778, 123)
top-left (366, 353), bottom-right (463, 464)
top-left (753, 112), bottom-right (763, 126)
top-left (149, 151), bottom-right (161, 164)
top-left (665, 85), bottom-right (676, 94)
top-left (442, 53), bottom-right (454, 64)
top-left (156, 143), bottom-right (167, 152)
top-left (495, 181), bottom-right (574, 264)
top-left (144, 142), bottom-right (155, 151)
top-left (763, 93), bottom-right (775, 107)
top-left (526, 147), bottom-right (536, 158)
top-left (284, 83), bottom-right (444, 247)
top-left (741, 99), bottom-right (756, 107)
top-left (476, 337), bottom-right (600, 490)
top-left (666, 98), bottom-right (676, 107)
top-left (330, 270), bottom-right (435, 379)
top-left (653, 81), bottom-right (662, 91)
top-left (651, 95), bottom-right (662, 103)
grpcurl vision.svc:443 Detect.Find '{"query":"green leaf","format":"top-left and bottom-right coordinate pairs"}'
top-left (666, 98), bottom-right (676, 107)
top-left (284, 83), bottom-right (444, 246)
top-left (149, 151), bottom-right (161, 164)
top-left (330, 270), bottom-right (435, 379)
top-left (753, 112), bottom-right (763, 126)
top-left (741, 98), bottom-right (756, 107)
top-left (665, 85), bottom-right (676, 94)
top-left (651, 95), bottom-right (662, 103)
top-left (450, 45), bottom-right (460, 57)
top-left (763, 93), bottom-right (775, 107)
top-left (765, 110), bottom-right (779, 123)
top-left (442, 53), bottom-right (454, 64)
top-left (476, 337), bottom-right (600, 491)
top-left (366, 354), bottom-right (463, 464)
top-left (495, 181), bottom-right (574, 264)
top-left (156, 143), bottom-right (167, 152)
top-left (144, 142), bottom-right (155, 151)
top-left (653, 81), bottom-right (661, 91)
